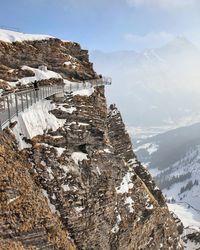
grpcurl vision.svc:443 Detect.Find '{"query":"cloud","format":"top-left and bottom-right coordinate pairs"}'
top-left (124, 32), bottom-right (175, 50)
top-left (127, 0), bottom-right (197, 10)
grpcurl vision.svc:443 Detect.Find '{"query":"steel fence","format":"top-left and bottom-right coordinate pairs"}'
top-left (0, 77), bottom-right (112, 131)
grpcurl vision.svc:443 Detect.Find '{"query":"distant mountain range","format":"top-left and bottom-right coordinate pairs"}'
top-left (90, 37), bottom-right (200, 127)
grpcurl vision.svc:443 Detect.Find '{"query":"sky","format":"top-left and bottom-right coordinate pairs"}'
top-left (1, 0), bottom-right (200, 51)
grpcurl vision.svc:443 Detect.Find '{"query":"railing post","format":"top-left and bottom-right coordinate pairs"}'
top-left (40, 87), bottom-right (42, 99)
top-left (26, 92), bottom-right (29, 108)
top-left (30, 91), bottom-right (33, 105)
top-left (15, 94), bottom-right (18, 116)
top-left (39, 88), bottom-right (41, 100)
top-left (21, 94), bottom-right (24, 111)
top-left (6, 96), bottom-right (11, 123)
top-left (33, 90), bottom-right (36, 103)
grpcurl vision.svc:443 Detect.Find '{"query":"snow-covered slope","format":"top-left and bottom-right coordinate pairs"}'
top-left (134, 123), bottom-right (200, 248)
top-left (0, 28), bottom-right (53, 43)
top-left (133, 123), bottom-right (200, 249)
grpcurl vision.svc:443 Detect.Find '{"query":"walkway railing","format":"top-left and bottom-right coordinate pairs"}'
top-left (0, 77), bottom-right (111, 131)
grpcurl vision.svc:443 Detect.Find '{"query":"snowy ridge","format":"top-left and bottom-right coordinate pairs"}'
top-left (0, 28), bottom-right (53, 43)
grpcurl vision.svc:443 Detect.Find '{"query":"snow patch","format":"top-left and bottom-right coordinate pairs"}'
top-left (63, 61), bottom-right (72, 66)
top-left (47, 167), bottom-right (54, 180)
top-left (134, 143), bottom-right (159, 155)
top-left (61, 184), bottom-right (71, 192)
top-left (75, 206), bottom-right (84, 213)
top-left (104, 148), bottom-right (111, 153)
top-left (96, 166), bottom-right (101, 175)
top-left (59, 165), bottom-right (69, 173)
top-left (56, 147), bottom-right (65, 157)
top-left (7, 196), bottom-right (20, 205)
top-left (42, 189), bottom-right (60, 216)
top-left (0, 29), bottom-right (53, 43)
top-left (9, 65), bottom-right (62, 87)
top-left (116, 172), bottom-right (134, 194)
top-left (12, 100), bottom-right (65, 147)
top-left (72, 87), bottom-right (94, 96)
top-left (168, 203), bottom-right (200, 228)
top-left (125, 196), bottom-right (134, 213)
top-left (58, 105), bottom-right (76, 113)
top-left (71, 152), bottom-right (88, 165)
top-left (111, 214), bottom-right (121, 233)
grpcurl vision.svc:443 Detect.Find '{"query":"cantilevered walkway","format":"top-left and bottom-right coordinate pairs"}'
top-left (0, 77), bottom-right (111, 131)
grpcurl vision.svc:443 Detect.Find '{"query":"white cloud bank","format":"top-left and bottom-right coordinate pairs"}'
top-left (127, 0), bottom-right (197, 9)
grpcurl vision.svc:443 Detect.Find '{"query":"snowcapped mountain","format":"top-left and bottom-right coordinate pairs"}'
top-left (90, 37), bottom-right (200, 127)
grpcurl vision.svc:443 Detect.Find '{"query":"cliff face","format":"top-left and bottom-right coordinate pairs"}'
top-left (0, 32), bottom-right (183, 250)
top-left (0, 131), bottom-right (76, 250)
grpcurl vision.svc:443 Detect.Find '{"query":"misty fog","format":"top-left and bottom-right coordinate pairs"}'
top-left (90, 37), bottom-right (200, 135)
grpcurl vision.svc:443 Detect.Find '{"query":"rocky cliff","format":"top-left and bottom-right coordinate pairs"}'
top-left (0, 30), bottom-right (183, 250)
top-left (0, 33), bottom-right (98, 92)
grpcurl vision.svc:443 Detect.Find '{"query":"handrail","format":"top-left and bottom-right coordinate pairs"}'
top-left (0, 77), bottom-right (111, 131)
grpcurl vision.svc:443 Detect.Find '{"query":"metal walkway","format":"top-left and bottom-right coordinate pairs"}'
top-left (0, 77), bottom-right (111, 131)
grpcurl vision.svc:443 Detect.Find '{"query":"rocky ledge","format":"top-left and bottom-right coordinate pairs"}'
top-left (0, 37), bottom-right (98, 92)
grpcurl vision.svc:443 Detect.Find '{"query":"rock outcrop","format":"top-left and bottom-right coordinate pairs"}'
top-left (0, 131), bottom-right (76, 250)
top-left (0, 37), bottom-right (98, 92)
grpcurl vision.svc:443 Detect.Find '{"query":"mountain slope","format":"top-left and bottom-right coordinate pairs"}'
top-left (134, 123), bottom-right (200, 249)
